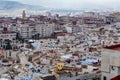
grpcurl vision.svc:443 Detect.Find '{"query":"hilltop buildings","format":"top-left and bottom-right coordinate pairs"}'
top-left (0, 11), bottom-right (120, 80)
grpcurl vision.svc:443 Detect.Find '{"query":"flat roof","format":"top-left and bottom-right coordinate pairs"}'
top-left (104, 44), bottom-right (120, 52)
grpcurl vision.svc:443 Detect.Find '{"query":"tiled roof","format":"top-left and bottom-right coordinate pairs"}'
top-left (111, 75), bottom-right (120, 80)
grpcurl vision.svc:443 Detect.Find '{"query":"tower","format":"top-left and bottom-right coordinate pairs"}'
top-left (22, 10), bottom-right (26, 19)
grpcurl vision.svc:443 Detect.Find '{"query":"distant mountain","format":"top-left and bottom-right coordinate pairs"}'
top-left (50, 9), bottom-right (83, 12)
top-left (0, 0), bottom-right (46, 11)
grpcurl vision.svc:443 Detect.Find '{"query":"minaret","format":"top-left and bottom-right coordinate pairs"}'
top-left (22, 10), bottom-right (26, 19)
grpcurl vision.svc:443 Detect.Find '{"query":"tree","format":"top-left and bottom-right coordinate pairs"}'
top-left (5, 39), bottom-right (12, 50)
top-left (32, 33), bottom-right (40, 40)
top-left (16, 32), bottom-right (20, 40)
top-left (0, 39), bottom-right (2, 48)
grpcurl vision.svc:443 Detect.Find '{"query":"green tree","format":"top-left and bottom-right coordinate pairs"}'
top-left (5, 39), bottom-right (12, 50)
top-left (32, 33), bottom-right (40, 40)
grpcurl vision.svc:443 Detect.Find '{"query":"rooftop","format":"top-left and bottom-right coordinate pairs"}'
top-left (111, 75), bottom-right (120, 80)
top-left (104, 44), bottom-right (120, 52)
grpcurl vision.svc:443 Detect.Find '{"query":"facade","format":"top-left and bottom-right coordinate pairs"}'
top-left (18, 24), bottom-right (35, 38)
top-left (65, 25), bottom-right (82, 33)
top-left (10, 22), bottom-right (56, 39)
top-left (101, 45), bottom-right (120, 80)
top-left (83, 17), bottom-right (104, 24)
top-left (0, 32), bottom-right (16, 40)
top-left (0, 27), bottom-right (16, 40)
top-left (35, 22), bottom-right (55, 38)
top-left (0, 32), bottom-right (16, 49)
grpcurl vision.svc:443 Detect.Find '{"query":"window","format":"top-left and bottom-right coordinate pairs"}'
top-left (103, 76), bottom-right (107, 80)
top-left (9, 52), bottom-right (11, 57)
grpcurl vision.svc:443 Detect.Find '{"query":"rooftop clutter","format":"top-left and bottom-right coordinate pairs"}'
top-left (0, 11), bottom-right (119, 80)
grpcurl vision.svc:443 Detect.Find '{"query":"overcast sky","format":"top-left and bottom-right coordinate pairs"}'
top-left (5, 0), bottom-right (120, 10)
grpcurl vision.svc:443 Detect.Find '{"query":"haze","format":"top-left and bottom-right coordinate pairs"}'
top-left (4, 0), bottom-right (120, 10)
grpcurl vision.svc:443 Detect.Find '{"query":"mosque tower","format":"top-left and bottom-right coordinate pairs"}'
top-left (22, 10), bottom-right (26, 19)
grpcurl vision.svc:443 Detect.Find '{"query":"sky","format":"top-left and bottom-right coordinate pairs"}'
top-left (5, 0), bottom-right (120, 10)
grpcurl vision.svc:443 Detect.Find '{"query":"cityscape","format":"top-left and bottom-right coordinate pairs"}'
top-left (0, 0), bottom-right (120, 80)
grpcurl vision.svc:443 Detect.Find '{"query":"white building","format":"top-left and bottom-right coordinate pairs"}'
top-left (9, 22), bottom-right (56, 39)
top-left (35, 22), bottom-right (55, 38)
top-left (65, 24), bottom-right (82, 33)
top-left (18, 24), bottom-right (35, 38)
top-left (101, 45), bottom-right (120, 80)
top-left (0, 32), bottom-right (16, 40)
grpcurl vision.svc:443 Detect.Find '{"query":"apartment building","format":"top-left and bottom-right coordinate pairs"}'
top-left (18, 24), bottom-right (35, 38)
top-left (35, 22), bottom-right (55, 38)
top-left (65, 24), bottom-right (82, 33)
top-left (0, 27), bottom-right (16, 40)
top-left (0, 32), bottom-right (16, 40)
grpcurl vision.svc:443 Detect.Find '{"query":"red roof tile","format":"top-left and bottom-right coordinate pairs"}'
top-left (111, 75), bottom-right (120, 80)
top-left (105, 44), bottom-right (120, 52)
